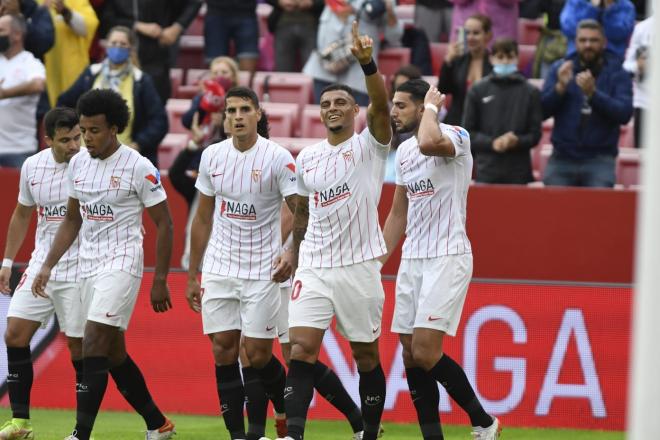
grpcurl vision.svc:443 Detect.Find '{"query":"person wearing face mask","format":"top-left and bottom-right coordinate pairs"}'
top-left (57, 25), bottom-right (168, 167)
top-left (0, 14), bottom-right (46, 168)
top-left (462, 38), bottom-right (542, 184)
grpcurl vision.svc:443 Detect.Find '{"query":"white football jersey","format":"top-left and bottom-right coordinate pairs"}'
top-left (68, 145), bottom-right (167, 278)
top-left (195, 136), bottom-right (297, 280)
top-left (18, 149), bottom-right (80, 282)
top-left (395, 123), bottom-right (472, 259)
top-left (296, 129), bottom-right (389, 268)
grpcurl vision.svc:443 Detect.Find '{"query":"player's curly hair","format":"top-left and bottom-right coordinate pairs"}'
top-left (76, 89), bottom-right (130, 133)
top-left (395, 79), bottom-right (430, 103)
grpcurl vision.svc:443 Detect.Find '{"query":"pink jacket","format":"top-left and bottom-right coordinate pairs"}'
top-left (449, 0), bottom-right (520, 43)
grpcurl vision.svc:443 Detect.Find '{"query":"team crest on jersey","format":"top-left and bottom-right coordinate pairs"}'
top-left (342, 150), bottom-right (354, 162)
top-left (39, 205), bottom-right (67, 222)
top-left (314, 182), bottom-right (351, 208)
top-left (407, 178), bottom-right (435, 198)
top-left (110, 176), bottom-right (121, 189)
top-left (251, 169), bottom-right (262, 182)
top-left (220, 200), bottom-right (257, 220)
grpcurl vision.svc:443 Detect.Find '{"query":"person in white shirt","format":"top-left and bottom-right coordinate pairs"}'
top-left (0, 108), bottom-right (83, 440)
top-left (277, 22), bottom-right (392, 440)
top-left (0, 14), bottom-right (46, 168)
top-left (381, 79), bottom-right (500, 440)
top-left (186, 86), bottom-right (298, 440)
top-left (31, 89), bottom-right (175, 440)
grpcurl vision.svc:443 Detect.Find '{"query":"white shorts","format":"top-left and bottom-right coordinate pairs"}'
top-left (200, 274), bottom-right (280, 338)
top-left (7, 272), bottom-right (85, 338)
top-left (289, 260), bottom-right (384, 343)
top-left (81, 271), bottom-right (142, 331)
top-left (391, 254), bottom-right (472, 336)
top-left (277, 287), bottom-right (290, 344)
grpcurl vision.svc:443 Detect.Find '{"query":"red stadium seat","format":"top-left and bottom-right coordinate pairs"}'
top-left (261, 102), bottom-right (298, 137)
top-left (378, 47), bottom-right (412, 77)
top-left (184, 11), bottom-right (204, 37)
top-left (518, 18), bottom-right (543, 45)
top-left (538, 144), bottom-right (553, 180)
top-left (252, 72), bottom-right (313, 109)
top-left (430, 43), bottom-right (449, 76)
top-left (617, 148), bottom-right (641, 187)
top-left (170, 68), bottom-right (183, 98)
top-left (518, 44), bottom-right (536, 74)
top-left (185, 68), bottom-right (208, 85)
top-left (177, 35), bottom-right (205, 70)
top-left (271, 137), bottom-right (324, 156)
top-left (537, 118), bottom-right (553, 149)
top-left (158, 133), bottom-right (188, 170)
top-left (166, 99), bottom-right (192, 134)
top-left (619, 120), bottom-right (635, 149)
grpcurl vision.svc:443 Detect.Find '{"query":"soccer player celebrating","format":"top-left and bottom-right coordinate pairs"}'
top-left (185, 87), bottom-right (297, 440)
top-left (277, 21), bottom-right (392, 440)
top-left (31, 89), bottom-right (176, 440)
top-left (0, 108), bottom-right (83, 440)
top-left (381, 79), bottom-right (501, 439)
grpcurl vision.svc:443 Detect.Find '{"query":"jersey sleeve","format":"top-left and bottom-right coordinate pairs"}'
top-left (441, 124), bottom-right (471, 158)
top-left (275, 147), bottom-right (298, 198)
top-left (361, 127), bottom-right (390, 160)
top-left (194, 148), bottom-right (215, 197)
top-left (17, 158), bottom-right (35, 206)
top-left (295, 152), bottom-right (311, 197)
top-left (135, 158), bottom-right (167, 207)
top-left (394, 146), bottom-right (405, 186)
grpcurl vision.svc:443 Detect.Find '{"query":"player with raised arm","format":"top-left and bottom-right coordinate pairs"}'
top-left (185, 86), bottom-right (297, 440)
top-left (277, 21), bottom-right (392, 440)
top-left (0, 108), bottom-right (82, 440)
top-left (31, 89), bottom-right (176, 440)
top-left (381, 79), bottom-right (501, 439)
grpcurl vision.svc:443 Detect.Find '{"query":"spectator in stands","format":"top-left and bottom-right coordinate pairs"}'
top-left (304, 0), bottom-right (403, 106)
top-left (463, 38), bottom-right (542, 184)
top-left (531, 0), bottom-right (567, 79)
top-left (41, 0), bottom-right (98, 107)
top-left (415, 0), bottom-right (452, 43)
top-left (266, 0), bottom-right (324, 72)
top-left (204, 0), bottom-right (259, 79)
top-left (449, 0), bottom-right (519, 43)
top-left (0, 0), bottom-right (54, 59)
top-left (541, 19), bottom-right (632, 187)
top-left (623, 14), bottom-right (652, 149)
top-left (560, 0), bottom-right (635, 61)
top-left (57, 25), bottom-right (168, 166)
top-left (438, 13), bottom-right (492, 125)
top-left (101, 0), bottom-right (202, 103)
top-left (181, 56), bottom-right (239, 130)
top-left (0, 14), bottom-right (45, 168)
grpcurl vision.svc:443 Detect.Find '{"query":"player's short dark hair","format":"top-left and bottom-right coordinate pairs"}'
top-left (320, 83), bottom-right (356, 102)
top-left (491, 38), bottom-right (518, 57)
top-left (395, 79), bottom-right (430, 103)
top-left (44, 107), bottom-right (79, 138)
top-left (577, 18), bottom-right (605, 37)
top-left (225, 86), bottom-right (260, 109)
top-left (76, 89), bottom-right (130, 132)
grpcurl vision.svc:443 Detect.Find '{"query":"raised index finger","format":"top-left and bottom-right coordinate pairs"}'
top-left (352, 20), bottom-right (359, 42)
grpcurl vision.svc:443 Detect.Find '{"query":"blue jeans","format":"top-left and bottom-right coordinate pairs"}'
top-left (204, 13), bottom-right (259, 62)
top-left (543, 153), bottom-right (616, 188)
top-left (0, 152), bottom-right (32, 168)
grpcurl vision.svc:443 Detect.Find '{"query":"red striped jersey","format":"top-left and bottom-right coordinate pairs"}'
top-left (18, 148), bottom-right (80, 282)
top-left (68, 145), bottom-right (167, 278)
top-left (296, 129), bottom-right (389, 268)
top-left (395, 123), bottom-right (472, 258)
top-left (195, 136), bottom-right (297, 280)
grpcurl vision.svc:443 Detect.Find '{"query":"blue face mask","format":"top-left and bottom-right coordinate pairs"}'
top-left (493, 63), bottom-right (518, 76)
top-left (106, 46), bottom-right (130, 64)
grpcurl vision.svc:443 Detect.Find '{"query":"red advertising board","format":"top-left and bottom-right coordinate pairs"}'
top-left (1, 273), bottom-right (630, 431)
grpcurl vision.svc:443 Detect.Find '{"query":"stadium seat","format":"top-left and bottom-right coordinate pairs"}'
top-left (538, 144), bottom-right (553, 180)
top-left (271, 137), bottom-right (324, 156)
top-left (184, 11), bottom-right (204, 36)
top-left (538, 118), bottom-right (553, 149)
top-left (518, 18), bottom-right (543, 45)
top-left (378, 47), bottom-right (412, 77)
top-left (158, 133), bottom-right (188, 170)
top-left (261, 102), bottom-right (298, 137)
top-left (430, 43), bottom-right (449, 76)
top-left (166, 99), bottom-right (192, 134)
top-left (186, 68), bottom-right (208, 85)
top-left (177, 35), bottom-right (205, 70)
top-left (619, 120), bottom-right (635, 149)
top-left (518, 44), bottom-right (536, 74)
top-left (617, 148), bottom-right (641, 187)
top-left (170, 68), bottom-right (183, 98)
top-left (252, 72), bottom-right (313, 109)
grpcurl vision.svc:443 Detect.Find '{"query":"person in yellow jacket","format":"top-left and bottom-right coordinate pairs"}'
top-left (39, 0), bottom-right (98, 107)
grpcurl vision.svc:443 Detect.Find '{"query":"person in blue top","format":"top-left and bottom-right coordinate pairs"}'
top-left (560, 0), bottom-right (635, 60)
top-left (541, 18), bottom-right (632, 187)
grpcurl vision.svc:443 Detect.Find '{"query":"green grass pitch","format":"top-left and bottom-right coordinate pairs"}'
top-left (0, 407), bottom-right (624, 439)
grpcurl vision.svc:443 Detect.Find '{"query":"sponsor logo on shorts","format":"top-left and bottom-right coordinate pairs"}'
top-left (105, 312), bottom-right (118, 318)
top-left (30, 180), bottom-right (39, 186)
top-left (278, 331), bottom-right (288, 338)
top-left (372, 326), bottom-right (380, 334)
top-left (407, 178), bottom-right (435, 199)
top-left (291, 280), bottom-right (302, 301)
top-left (364, 394), bottom-right (382, 406)
top-left (314, 182), bottom-right (351, 208)
top-left (283, 386), bottom-right (294, 399)
top-left (428, 315), bottom-right (443, 322)
top-left (266, 325), bottom-right (275, 332)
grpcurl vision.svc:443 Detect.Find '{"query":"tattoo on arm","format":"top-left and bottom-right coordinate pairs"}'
top-left (291, 195), bottom-right (309, 256)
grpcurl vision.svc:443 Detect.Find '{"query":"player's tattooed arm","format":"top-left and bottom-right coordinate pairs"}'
top-left (291, 195), bottom-right (309, 257)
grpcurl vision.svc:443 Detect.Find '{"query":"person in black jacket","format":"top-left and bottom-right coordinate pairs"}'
top-left (437, 13), bottom-right (492, 125)
top-left (57, 25), bottom-right (168, 167)
top-left (100, 0), bottom-right (202, 102)
top-left (463, 38), bottom-right (542, 184)
top-left (0, 0), bottom-right (54, 59)
top-left (265, 0), bottom-right (324, 72)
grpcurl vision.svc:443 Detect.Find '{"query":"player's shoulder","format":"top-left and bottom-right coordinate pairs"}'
top-left (201, 138), bottom-right (231, 161)
top-left (440, 123), bottom-right (469, 139)
top-left (297, 138), bottom-right (326, 160)
top-left (263, 137), bottom-right (295, 161)
top-left (23, 148), bottom-right (52, 168)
